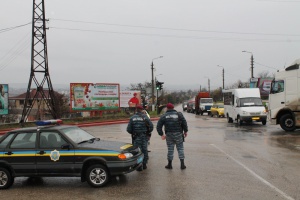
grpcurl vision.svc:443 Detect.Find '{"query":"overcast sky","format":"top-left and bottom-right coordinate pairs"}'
top-left (1, 0), bottom-right (300, 91)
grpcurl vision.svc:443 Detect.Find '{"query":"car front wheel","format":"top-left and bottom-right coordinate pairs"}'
top-left (0, 167), bottom-right (14, 189)
top-left (86, 164), bottom-right (110, 188)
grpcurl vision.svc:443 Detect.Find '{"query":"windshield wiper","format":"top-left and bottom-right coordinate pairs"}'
top-left (78, 138), bottom-right (100, 144)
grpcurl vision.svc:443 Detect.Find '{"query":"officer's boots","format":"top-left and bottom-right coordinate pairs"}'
top-left (143, 163), bottom-right (147, 170)
top-left (180, 159), bottom-right (186, 169)
top-left (165, 160), bottom-right (172, 169)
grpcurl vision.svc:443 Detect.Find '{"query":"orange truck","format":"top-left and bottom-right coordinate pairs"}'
top-left (195, 92), bottom-right (213, 115)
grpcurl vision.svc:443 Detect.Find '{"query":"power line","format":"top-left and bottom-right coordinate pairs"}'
top-left (0, 31), bottom-right (31, 72)
top-left (50, 18), bottom-right (300, 37)
top-left (50, 26), bottom-right (300, 43)
top-left (0, 22), bottom-right (31, 34)
top-left (254, 61), bottom-right (278, 70)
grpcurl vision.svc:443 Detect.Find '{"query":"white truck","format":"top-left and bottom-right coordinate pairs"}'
top-left (223, 88), bottom-right (267, 125)
top-left (269, 59), bottom-right (300, 131)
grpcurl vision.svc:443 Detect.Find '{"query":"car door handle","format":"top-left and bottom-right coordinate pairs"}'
top-left (281, 102), bottom-right (284, 104)
top-left (38, 151), bottom-right (45, 155)
top-left (5, 152), bottom-right (13, 155)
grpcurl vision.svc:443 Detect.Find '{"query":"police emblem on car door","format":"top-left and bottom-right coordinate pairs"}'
top-left (36, 131), bottom-right (75, 174)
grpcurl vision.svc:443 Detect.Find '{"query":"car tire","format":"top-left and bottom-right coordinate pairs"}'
top-left (217, 113), bottom-right (220, 118)
top-left (227, 115), bottom-right (233, 123)
top-left (210, 113), bottom-right (213, 117)
top-left (86, 164), bottom-right (110, 188)
top-left (237, 116), bottom-right (243, 125)
top-left (262, 120), bottom-right (267, 125)
top-left (0, 167), bottom-right (14, 189)
top-left (280, 114), bottom-right (296, 131)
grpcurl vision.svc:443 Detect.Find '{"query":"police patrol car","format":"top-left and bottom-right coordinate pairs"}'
top-left (0, 120), bottom-right (144, 189)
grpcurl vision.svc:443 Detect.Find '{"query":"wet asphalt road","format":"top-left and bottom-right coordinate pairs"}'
top-left (2, 106), bottom-right (300, 200)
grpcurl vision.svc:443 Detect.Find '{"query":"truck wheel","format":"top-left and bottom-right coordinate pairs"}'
top-left (86, 164), bottom-right (110, 188)
top-left (262, 120), bottom-right (267, 125)
top-left (0, 167), bottom-right (14, 189)
top-left (217, 113), bottom-right (220, 118)
top-left (210, 112), bottom-right (213, 117)
top-left (280, 114), bottom-right (296, 131)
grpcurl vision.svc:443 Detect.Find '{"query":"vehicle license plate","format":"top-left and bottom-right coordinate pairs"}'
top-left (137, 155), bottom-right (144, 164)
top-left (252, 117), bottom-right (259, 120)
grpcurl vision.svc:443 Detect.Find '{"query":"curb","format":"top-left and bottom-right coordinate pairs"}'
top-left (0, 118), bottom-right (160, 136)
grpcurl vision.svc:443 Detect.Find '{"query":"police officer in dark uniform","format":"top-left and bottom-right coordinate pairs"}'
top-left (156, 103), bottom-right (188, 170)
top-left (127, 105), bottom-right (153, 171)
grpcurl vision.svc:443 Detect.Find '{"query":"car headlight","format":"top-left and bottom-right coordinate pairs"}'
top-left (118, 153), bottom-right (133, 160)
top-left (261, 110), bottom-right (267, 115)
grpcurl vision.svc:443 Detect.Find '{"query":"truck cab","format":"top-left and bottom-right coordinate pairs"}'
top-left (269, 59), bottom-right (300, 131)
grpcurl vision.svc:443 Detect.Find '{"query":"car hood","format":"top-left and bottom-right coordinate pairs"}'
top-left (78, 140), bottom-right (134, 152)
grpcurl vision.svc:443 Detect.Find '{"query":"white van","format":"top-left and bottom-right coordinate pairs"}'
top-left (223, 88), bottom-right (267, 125)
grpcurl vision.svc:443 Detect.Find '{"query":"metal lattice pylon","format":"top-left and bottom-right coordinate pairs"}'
top-left (20, 0), bottom-right (57, 124)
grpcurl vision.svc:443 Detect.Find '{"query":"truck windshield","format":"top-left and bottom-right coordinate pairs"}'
top-left (200, 99), bottom-right (213, 103)
top-left (239, 98), bottom-right (263, 107)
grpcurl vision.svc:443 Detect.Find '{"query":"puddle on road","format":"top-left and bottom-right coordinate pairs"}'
top-left (271, 136), bottom-right (300, 151)
top-left (224, 124), bottom-right (300, 152)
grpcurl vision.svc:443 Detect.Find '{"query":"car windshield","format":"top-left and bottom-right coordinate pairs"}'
top-left (217, 105), bottom-right (224, 108)
top-left (61, 127), bottom-right (95, 144)
top-left (239, 98), bottom-right (263, 107)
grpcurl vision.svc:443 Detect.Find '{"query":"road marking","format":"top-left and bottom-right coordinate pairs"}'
top-left (210, 144), bottom-right (295, 200)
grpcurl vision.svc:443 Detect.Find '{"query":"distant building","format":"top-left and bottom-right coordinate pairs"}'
top-left (9, 89), bottom-right (66, 122)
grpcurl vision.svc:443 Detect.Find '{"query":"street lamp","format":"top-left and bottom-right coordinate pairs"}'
top-left (151, 56), bottom-right (163, 110)
top-left (204, 76), bottom-right (210, 94)
top-left (242, 51), bottom-right (254, 79)
top-left (217, 65), bottom-right (225, 89)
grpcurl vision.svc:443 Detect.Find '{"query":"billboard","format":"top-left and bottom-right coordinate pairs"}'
top-left (0, 84), bottom-right (8, 115)
top-left (70, 83), bottom-right (120, 112)
top-left (250, 78), bottom-right (273, 98)
top-left (120, 91), bottom-right (141, 107)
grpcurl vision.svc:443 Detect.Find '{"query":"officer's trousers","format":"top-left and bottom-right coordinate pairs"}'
top-left (134, 134), bottom-right (148, 164)
top-left (165, 132), bottom-right (185, 160)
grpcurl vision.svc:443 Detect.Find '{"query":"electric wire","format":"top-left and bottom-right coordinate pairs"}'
top-left (50, 18), bottom-right (300, 37)
top-left (50, 26), bottom-right (300, 43)
top-left (254, 61), bottom-right (278, 70)
top-left (0, 22), bottom-right (31, 34)
top-left (0, 31), bottom-right (31, 72)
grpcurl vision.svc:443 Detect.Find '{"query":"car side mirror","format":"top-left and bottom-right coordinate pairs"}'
top-left (61, 143), bottom-right (71, 150)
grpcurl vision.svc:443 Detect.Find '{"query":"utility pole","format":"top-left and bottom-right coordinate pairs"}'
top-left (20, 0), bottom-right (57, 124)
top-left (151, 61), bottom-right (154, 109)
top-left (251, 54), bottom-right (254, 78)
top-left (242, 51), bottom-right (254, 79)
top-left (150, 56), bottom-right (163, 111)
top-left (217, 65), bottom-right (225, 89)
top-left (222, 68), bottom-right (225, 89)
top-left (208, 78), bottom-right (210, 94)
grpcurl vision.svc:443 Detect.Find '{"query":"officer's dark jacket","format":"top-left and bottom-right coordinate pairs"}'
top-left (127, 112), bottom-right (153, 135)
top-left (156, 109), bottom-right (188, 136)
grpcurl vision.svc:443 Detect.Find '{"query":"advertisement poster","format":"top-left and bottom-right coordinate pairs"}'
top-left (70, 83), bottom-right (120, 112)
top-left (120, 91), bottom-right (141, 107)
top-left (0, 84), bottom-right (8, 115)
top-left (256, 78), bottom-right (273, 98)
